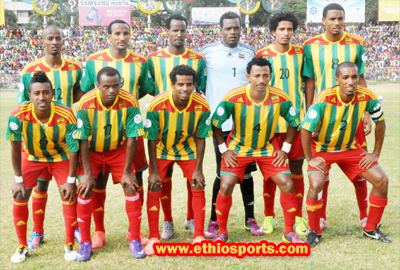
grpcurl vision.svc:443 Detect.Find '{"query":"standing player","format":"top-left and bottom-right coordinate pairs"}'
top-left (18, 25), bottom-right (82, 250)
top-left (75, 67), bottom-right (145, 261)
top-left (212, 58), bottom-right (302, 243)
top-left (201, 11), bottom-right (263, 237)
top-left (144, 65), bottom-right (211, 254)
top-left (303, 3), bottom-right (369, 229)
top-left (147, 14), bottom-right (207, 238)
top-left (301, 62), bottom-right (391, 246)
top-left (7, 72), bottom-right (79, 263)
top-left (256, 12), bottom-right (307, 235)
top-left (80, 19), bottom-right (153, 248)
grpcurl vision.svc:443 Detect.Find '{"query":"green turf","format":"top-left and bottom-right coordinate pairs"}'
top-left (0, 83), bottom-right (399, 270)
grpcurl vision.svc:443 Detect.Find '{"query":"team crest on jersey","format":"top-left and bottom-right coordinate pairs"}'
top-left (67, 63), bottom-right (75, 69)
top-left (77, 119), bottom-right (83, 128)
top-left (271, 95), bottom-right (280, 103)
top-left (289, 107), bottom-right (296, 116)
top-left (119, 101), bottom-right (126, 108)
top-left (9, 122), bottom-right (19, 131)
top-left (134, 114), bottom-right (142, 124)
top-left (195, 105), bottom-right (203, 111)
top-left (217, 107), bottom-right (224, 116)
top-left (161, 104), bottom-right (168, 110)
top-left (57, 118), bottom-right (65, 124)
top-left (89, 103), bottom-right (96, 109)
top-left (357, 93), bottom-right (366, 101)
top-left (144, 119), bottom-right (152, 128)
top-left (308, 109), bottom-right (318, 119)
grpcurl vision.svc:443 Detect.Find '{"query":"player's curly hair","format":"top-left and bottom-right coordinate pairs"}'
top-left (220, 11), bottom-right (241, 28)
top-left (166, 14), bottom-right (188, 29)
top-left (246, 57), bottom-right (272, 74)
top-left (269, 12), bottom-right (298, 32)
top-left (29, 72), bottom-right (53, 91)
top-left (169, 65), bottom-right (196, 85)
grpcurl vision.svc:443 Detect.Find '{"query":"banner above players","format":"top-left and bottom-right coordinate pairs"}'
top-left (191, 7), bottom-right (239, 25)
top-left (306, 0), bottom-right (365, 23)
top-left (79, 0), bottom-right (131, 26)
top-left (378, 0), bottom-right (400, 22)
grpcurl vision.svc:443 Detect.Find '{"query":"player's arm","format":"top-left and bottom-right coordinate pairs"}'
top-left (80, 60), bottom-right (96, 93)
top-left (10, 141), bottom-right (26, 199)
top-left (305, 77), bottom-right (315, 109)
top-left (357, 76), bottom-right (372, 135)
top-left (139, 61), bottom-right (155, 98)
top-left (73, 83), bottom-right (85, 103)
top-left (302, 45), bottom-right (316, 109)
top-left (17, 74), bottom-right (30, 105)
top-left (120, 137), bottom-right (139, 194)
top-left (144, 109), bottom-right (161, 190)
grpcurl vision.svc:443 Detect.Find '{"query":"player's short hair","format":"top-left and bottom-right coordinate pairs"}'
top-left (269, 12), bottom-right (298, 32)
top-left (29, 72), bottom-right (53, 91)
top-left (220, 11), bottom-right (241, 28)
top-left (246, 57), bottom-right (272, 74)
top-left (42, 25), bottom-right (62, 37)
top-left (107, 19), bottom-right (130, 34)
top-left (323, 3), bottom-right (345, 18)
top-left (97, 67), bottom-right (121, 84)
top-left (169, 65), bottom-right (196, 85)
top-left (336, 62), bottom-right (358, 76)
top-left (166, 14), bottom-right (188, 29)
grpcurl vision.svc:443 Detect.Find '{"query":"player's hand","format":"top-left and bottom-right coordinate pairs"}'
top-left (272, 150), bottom-right (288, 167)
top-left (60, 183), bottom-right (77, 203)
top-left (148, 172), bottom-right (161, 191)
top-left (222, 150), bottom-right (238, 168)
top-left (78, 174), bottom-right (95, 197)
top-left (191, 169), bottom-right (205, 189)
top-left (359, 152), bottom-right (379, 169)
top-left (121, 173), bottom-right (139, 194)
top-left (363, 113), bottom-right (372, 135)
top-left (308, 157), bottom-right (327, 174)
top-left (12, 182), bottom-right (25, 199)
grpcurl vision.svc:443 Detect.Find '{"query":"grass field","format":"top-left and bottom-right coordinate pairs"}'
top-left (0, 83), bottom-right (399, 270)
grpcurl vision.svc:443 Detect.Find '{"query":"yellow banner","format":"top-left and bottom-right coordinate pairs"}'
top-left (379, 0), bottom-right (400, 21)
top-left (0, 1), bottom-right (5, 26)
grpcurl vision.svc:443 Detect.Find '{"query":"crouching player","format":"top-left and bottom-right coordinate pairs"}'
top-left (212, 57), bottom-right (302, 243)
top-left (7, 72), bottom-right (79, 263)
top-left (144, 65), bottom-right (211, 255)
top-left (301, 62), bottom-right (391, 247)
top-left (75, 67), bottom-right (145, 261)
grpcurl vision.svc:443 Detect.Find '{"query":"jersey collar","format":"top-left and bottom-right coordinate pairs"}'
top-left (41, 56), bottom-right (65, 70)
top-left (165, 47), bottom-right (188, 56)
top-left (31, 102), bottom-right (55, 126)
top-left (95, 89), bottom-right (120, 110)
top-left (106, 48), bottom-right (130, 61)
top-left (245, 84), bottom-right (269, 105)
top-left (168, 90), bottom-right (193, 112)
top-left (323, 31), bottom-right (348, 44)
top-left (269, 44), bottom-right (292, 55)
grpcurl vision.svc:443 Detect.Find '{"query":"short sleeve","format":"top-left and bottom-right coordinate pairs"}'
top-left (211, 100), bottom-right (234, 128)
top-left (301, 103), bottom-right (325, 132)
top-left (280, 100), bottom-right (300, 128)
top-left (66, 123), bottom-right (79, 153)
top-left (75, 109), bottom-right (91, 140)
top-left (6, 115), bottom-right (23, 141)
top-left (126, 107), bottom-right (144, 138)
top-left (196, 110), bottom-right (212, 138)
top-left (366, 99), bottom-right (384, 122)
top-left (80, 60), bottom-right (96, 93)
top-left (144, 110), bottom-right (160, 140)
top-left (302, 45), bottom-right (314, 78)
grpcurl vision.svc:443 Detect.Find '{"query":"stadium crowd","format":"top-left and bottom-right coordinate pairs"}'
top-left (0, 22), bottom-right (399, 87)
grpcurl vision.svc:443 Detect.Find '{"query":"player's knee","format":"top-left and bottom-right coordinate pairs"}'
top-left (374, 173), bottom-right (389, 193)
top-left (149, 182), bottom-right (161, 192)
top-left (36, 180), bottom-right (49, 192)
top-left (219, 180), bottom-right (234, 195)
top-left (280, 178), bottom-right (294, 193)
top-left (309, 178), bottom-right (324, 194)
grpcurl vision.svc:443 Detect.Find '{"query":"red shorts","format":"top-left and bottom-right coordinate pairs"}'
top-left (85, 145), bottom-right (136, 184)
top-left (150, 159), bottom-right (197, 182)
top-left (272, 132), bottom-right (304, 160)
top-left (308, 146), bottom-right (379, 181)
top-left (355, 122), bottom-right (368, 150)
top-left (134, 136), bottom-right (148, 172)
top-left (220, 156), bottom-right (290, 182)
top-left (21, 153), bottom-right (70, 188)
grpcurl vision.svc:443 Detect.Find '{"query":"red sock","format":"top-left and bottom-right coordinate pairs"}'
top-left (32, 188), bottom-right (47, 234)
top-left (215, 192), bottom-right (232, 235)
top-left (62, 200), bottom-right (77, 244)
top-left (147, 191), bottom-right (161, 239)
top-left (13, 199), bottom-right (29, 246)
top-left (306, 197), bottom-right (323, 234)
top-left (160, 178), bottom-right (173, 222)
top-left (263, 178), bottom-right (276, 217)
top-left (92, 188), bottom-right (106, 232)
top-left (352, 176), bottom-right (368, 220)
top-left (191, 189), bottom-right (205, 238)
top-left (364, 193), bottom-right (388, 232)
top-left (186, 181), bottom-right (194, 221)
top-left (77, 196), bottom-right (93, 243)
top-left (138, 186), bottom-right (144, 207)
top-left (126, 193), bottom-right (142, 241)
top-left (292, 174), bottom-right (304, 218)
top-left (280, 192), bottom-right (297, 234)
top-left (321, 179), bottom-right (329, 220)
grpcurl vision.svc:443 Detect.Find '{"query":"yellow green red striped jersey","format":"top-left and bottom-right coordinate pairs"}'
top-left (303, 32), bottom-right (366, 94)
top-left (301, 86), bottom-right (384, 152)
top-left (6, 102), bottom-right (78, 162)
top-left (145, 91), bottom-right (211, 160)
top-left (76, 89), bottom-right (144, 152)
top-left (256, 44), bottom-right (305, 133)
top-left (80, 49), bottom-right (154, 99)
top-left (147, 48), bottom-right (206, 95)
top-left (212, 85), bottom-right (300, 157)
top-left (18, 57), bottom-right (82, 107)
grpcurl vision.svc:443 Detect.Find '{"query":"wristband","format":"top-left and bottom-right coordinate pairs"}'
top-left (67, 176), bottom-right (76, 184)
top-left (15, 176), bottom-right (23, 183)
top-left (218, 143), bottom-right (228, 154)
top-left (281, 142), bottom-right (292, 154)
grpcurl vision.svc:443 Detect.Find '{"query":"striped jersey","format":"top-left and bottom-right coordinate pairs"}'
top-left (6, 102), bottom-right (78, 162)
top-left (256, 44), bottom-right (305, 133)
top-left (211, 85), bottom-right (300, 157)
top-left (201, 41), bottom-right (255, 132)
top-left (301, 86), bottom-right (384, 152)
top-left (303, 32), bottom-right (366, 94)
top-left (80, 49), bottom-right (154, 99)
top-left (18, 57), bottom-right (82, 107)
top-left (76, 89), bottom-right (144, 152)
top-left (147, 48), bottom-right (206, 95)
top-left (145, 91), bottom-right (212, 160)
